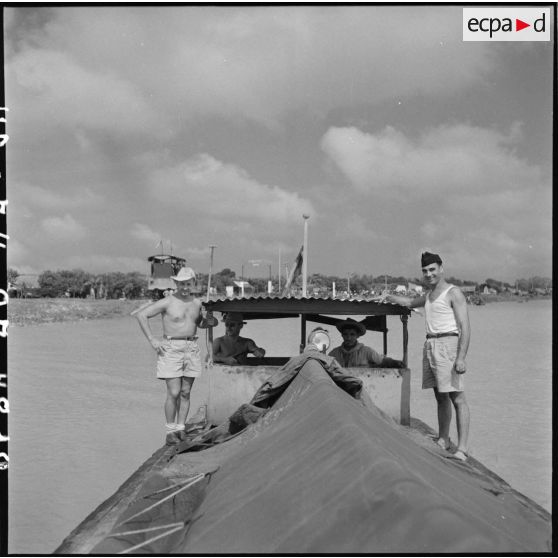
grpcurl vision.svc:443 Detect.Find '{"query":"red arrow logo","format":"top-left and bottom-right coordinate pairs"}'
top-left (516, 19), bottom-right (530, 31)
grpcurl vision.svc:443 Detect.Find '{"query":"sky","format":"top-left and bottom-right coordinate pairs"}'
top-left (4, 5), bottom-right (554, 284)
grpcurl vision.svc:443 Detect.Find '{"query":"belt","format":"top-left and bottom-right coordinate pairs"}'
top-left (164, 335), bottom-right (198, 341)
top-left (426, 332), bottom-right (459, 339)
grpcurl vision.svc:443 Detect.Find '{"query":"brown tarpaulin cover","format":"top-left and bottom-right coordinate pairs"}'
top-left (94, 358), bottom-right (552, 553)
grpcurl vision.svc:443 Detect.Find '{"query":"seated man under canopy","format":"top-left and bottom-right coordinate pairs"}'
top-left (329, 318), bottom-right (404, 368)
top-left (212, 312), bottom-right (266, 365)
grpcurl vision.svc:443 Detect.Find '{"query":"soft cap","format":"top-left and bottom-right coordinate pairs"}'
top-left (170, 267), bottom-right (196, 281)
top-left (421, 252), bottom-right (442, 267)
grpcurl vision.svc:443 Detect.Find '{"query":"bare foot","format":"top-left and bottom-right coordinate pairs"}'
top-left (435, 437), bottom-right (451, 451)
top-left (446, 449), bottom-right (468, 461)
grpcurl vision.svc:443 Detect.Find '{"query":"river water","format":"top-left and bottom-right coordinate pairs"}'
top-left (7, 300), bottom-right (552, 553)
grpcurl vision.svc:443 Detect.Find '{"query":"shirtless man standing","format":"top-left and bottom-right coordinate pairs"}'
top-left (385, 252), bottom-right (471, 461)
top-left (212, 312), bottom-right (266, 365)
top-left (136, 267), bottom-right (215, 433)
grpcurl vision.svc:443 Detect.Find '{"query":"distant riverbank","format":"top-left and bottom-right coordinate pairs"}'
top-left (479, 293), bottom-right (552, 303)
top-left (7, 294), bottom-right (551, 326)
top-left (7, 298), bottom-right (148, 326)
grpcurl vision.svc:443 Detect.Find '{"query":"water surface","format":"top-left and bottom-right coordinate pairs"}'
top-left (7, 300), bottom-right (552, 553)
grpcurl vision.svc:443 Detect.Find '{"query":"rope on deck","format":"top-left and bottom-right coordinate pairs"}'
top-left (138, 475), bottom-right (204, 500)
top-left (109, 521), bottom-right (184, 538)
top-left (114, 473), bottom-right (206, 527)
top-left (117, 524), bottom-right (185, 554)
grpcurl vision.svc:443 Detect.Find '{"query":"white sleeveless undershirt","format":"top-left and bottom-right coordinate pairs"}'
top-left (424, 285), bottom-right (459, 335)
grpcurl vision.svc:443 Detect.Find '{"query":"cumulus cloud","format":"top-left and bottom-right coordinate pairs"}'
top-left (130, 223), bottom-right (161, 244)
top-left (5, 6), bottom-right (494, 129)
top-left (6, 47), bottom-right (164, 139)
top-left (65, 254), bottom-right (147, 273)
top-left (41, 213), bottom-right (86, 240)
top-left (148, 154), bottom-right (315, 225)
top-left (320, 122), bottom-right (551, 279)
top-left (7, 238), bottom-right (31, 270)
top-left (4, 7), bottom-right (551, 282)
top-left (129, 224), bottom-right (187, 259)
top-left (321, 123), bottom-right (543, 197)
top-left (12, 182), bottom-right (104, 210)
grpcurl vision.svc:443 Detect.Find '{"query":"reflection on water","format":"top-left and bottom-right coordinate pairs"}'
top-left (7, 300), bottom-right (552, 553)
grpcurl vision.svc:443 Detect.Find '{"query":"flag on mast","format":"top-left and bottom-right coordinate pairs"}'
top-left (282, 246), bottom-right (303, 296)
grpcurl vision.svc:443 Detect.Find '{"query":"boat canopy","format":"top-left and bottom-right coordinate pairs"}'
top-left (204, 295), bottom-right (411, 360)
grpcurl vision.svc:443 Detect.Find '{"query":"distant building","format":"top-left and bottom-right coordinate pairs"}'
top-left (232, 281), bottom-right (254, 297)
top-left (460, 285), bottom-right (477, 294)
top-left (481, 285), bottom-right (497, 295)
top-left (407, 282), bottom-right (423, 295)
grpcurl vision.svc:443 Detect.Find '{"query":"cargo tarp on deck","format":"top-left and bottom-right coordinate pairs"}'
top-left (92, 359), bottom-right (551, 553)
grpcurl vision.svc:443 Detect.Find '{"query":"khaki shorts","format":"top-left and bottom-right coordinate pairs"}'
top-left (156, 339), bottom-right (202, 379)
top-left (422, 336), bottom-right (464, 393)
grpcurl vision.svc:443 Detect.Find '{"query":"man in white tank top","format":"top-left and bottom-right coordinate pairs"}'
top-left (385, 252), bottom-right (471, 461)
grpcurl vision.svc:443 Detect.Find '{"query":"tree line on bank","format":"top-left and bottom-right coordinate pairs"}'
top-left (8, 268), bottom-right (146, 299)
top-left (7, 267), bottom-right (552, 299)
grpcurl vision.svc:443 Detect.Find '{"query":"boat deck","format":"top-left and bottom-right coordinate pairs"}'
top-left (57, 358), bottom-right (551, 554)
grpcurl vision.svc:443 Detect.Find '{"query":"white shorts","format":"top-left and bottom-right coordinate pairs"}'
top-left (422, 337), bottom-right (464, 393)
top-left (156, 339), bottom-right (202, 379)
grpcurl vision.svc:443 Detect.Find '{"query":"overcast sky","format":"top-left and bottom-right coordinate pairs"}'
top-left (5, 5), bottom-right (554, 283)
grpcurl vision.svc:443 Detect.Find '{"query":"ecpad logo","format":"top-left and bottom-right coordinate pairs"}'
top-left (463, 8), bottom-right (550, 41)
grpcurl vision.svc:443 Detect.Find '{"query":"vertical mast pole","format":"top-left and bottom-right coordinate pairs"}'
top-left (302, 214), bottom-right (310, 297)
top-left (206, 245), bottom-right (216, 302)
top-left (278, 248), bottom-right (282, 292)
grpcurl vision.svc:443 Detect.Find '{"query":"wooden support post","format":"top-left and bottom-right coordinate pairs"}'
top-left (300, 314), bottom-right (307, 353)
top-left (401, 314), bottom-right (409, 367)
top-left (400, 368), bottom-right (411, 426)
top-left (400, 314), bottom-right (410, 425)
top-left (207, 311), bottom-right (214, 365)
top-left (207, 311), bottom-right (214, 345)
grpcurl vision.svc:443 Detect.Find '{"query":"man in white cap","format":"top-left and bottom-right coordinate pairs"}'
top-left (329, 318), bottom-right (404, 369)
top-left (136, 266), bottom-right (216, 433)
top-left (212, 312), bottom-right (266, 365)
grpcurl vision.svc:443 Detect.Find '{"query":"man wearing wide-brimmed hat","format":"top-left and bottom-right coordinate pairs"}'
top-left (136, 266), bottom-right (217, 433)
top-left (328, 318), bottom-right (404, 369)
top-left (212, 312), bottom-right (266, 365)
top-left (385, 251), bottom-right (471, 462)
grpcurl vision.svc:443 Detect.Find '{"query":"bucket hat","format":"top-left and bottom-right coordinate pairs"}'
top-left (335, 318), bottom-right (367, 337)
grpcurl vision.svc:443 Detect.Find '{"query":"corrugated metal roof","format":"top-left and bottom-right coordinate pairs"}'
top-left (204, 294), bottom-right (410, 317)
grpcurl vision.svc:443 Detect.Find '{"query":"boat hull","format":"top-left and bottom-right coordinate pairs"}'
top-left (56, 359), bottom-right (551, 554)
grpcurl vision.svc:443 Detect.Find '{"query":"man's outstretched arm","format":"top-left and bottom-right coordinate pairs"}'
top-left (384, 293), bottom-right (426, 308)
